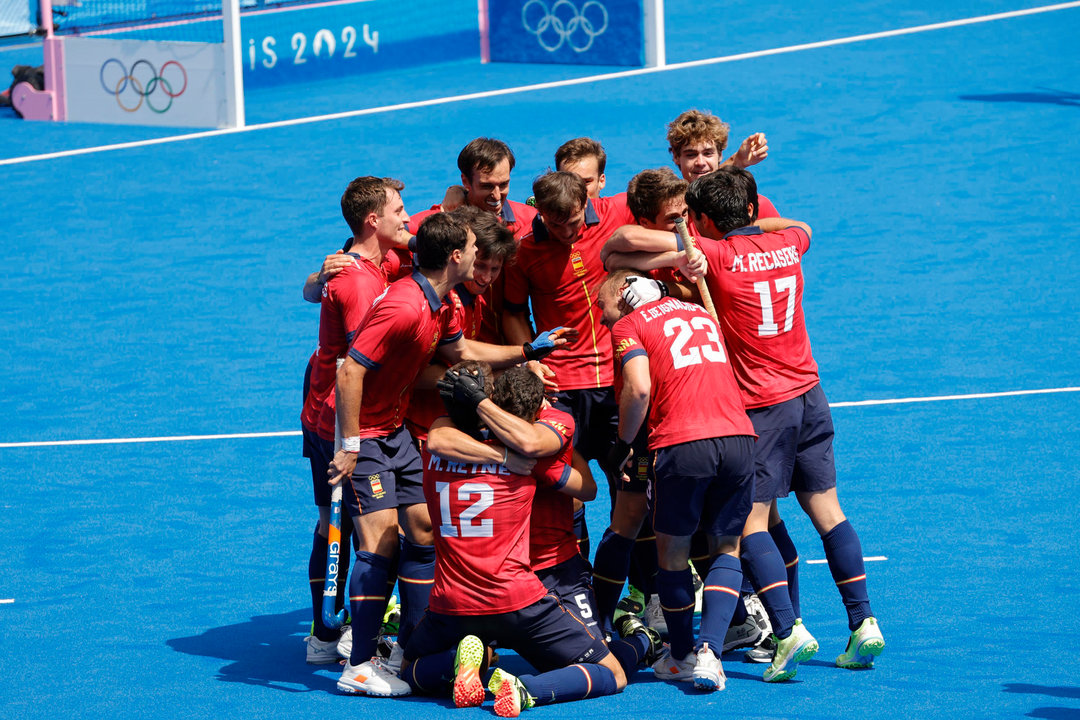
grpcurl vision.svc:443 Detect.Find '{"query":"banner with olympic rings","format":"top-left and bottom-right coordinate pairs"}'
top-left (63, 37), bottom-right (229, 127)
top-left (487, 0), bottom-right (647, 66)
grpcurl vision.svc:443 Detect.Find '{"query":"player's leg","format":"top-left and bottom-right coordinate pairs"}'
top-left (767, 502), bottom-right (801, 619)
top-left (792, 385), bottom-right (882, 667)
top-left (741, 501), bottom-right (797, 643)
top-left (592, 487), bottom-right (649, 635)
top-left (392, 430), bottom-right (434, 653)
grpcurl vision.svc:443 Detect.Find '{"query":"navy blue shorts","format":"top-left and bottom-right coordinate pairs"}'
top-left (746, 384), bottom-right (837, 503)
top-left (536, 554), bottom-right (599, 632)
top-left (651, 435), bottom-right (755, 538)
top-left (403, 593), bottom-right (610, 672)
top-left (302, 425), bottom-right (335, 507)
top-left (551, 387), bottom-right (618, 464)
top-left (343, 425), bottom-right (425, 517)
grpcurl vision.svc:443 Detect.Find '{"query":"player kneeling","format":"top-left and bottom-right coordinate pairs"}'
top-left (397, 363), bottom-right (657, 715)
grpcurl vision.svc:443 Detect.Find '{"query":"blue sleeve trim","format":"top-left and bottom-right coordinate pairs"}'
top-left (537, 421), bottom-right (568, 449)
top-left (619, 347), bottom-right (647, 366)
top-left (551, 463), bottom-right (571, 490)
top-left (438, 330), bottom-right (464, 345)
top-left (348, 348), bottom-right (381, 370)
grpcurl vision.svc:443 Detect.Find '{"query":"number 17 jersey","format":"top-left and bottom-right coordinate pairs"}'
top-left (612, 297), bottom-right (755, 451)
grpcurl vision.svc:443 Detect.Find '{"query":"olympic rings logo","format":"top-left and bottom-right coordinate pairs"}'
top-left (522, 0), bottom-right (609, 53)
top-left (99, 58), bottom-right (187, 114)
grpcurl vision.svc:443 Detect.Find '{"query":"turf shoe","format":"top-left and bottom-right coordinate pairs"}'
top-left (337, 623), bottom-right (352, 659)
top-left (744, 633), bottom-right (776, 663)
top-left (613, 585), bottom-right (645, 624)
top-left (305, 634), bottom-right (343, 664)
top-left (724, 593), bottom-right (771, 652)
top-left (835, 617), bottom-right (885, 669)
top-left (381, 595), bottom-right (400, 636)
top-left (644, 594), bottom-right (669, 636)
top-left (453, 635), bottom-right (486, 708)
top-left (615, 613), bottom-right (664, 665)
top-left (692, 643), bottom-right (726, 691)
top-left (489, 670), bottom-right (535, 718)
top-left (763, 620), bottom-right (819, 683)
top-left (691, 565), bottom-right (704, 614)
top-left (652, 647), bottom-right (696, 681)
top-left (337, 656), bottom-right (411, 696)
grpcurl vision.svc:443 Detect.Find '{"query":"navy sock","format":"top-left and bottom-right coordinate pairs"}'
top-left (404, 649), bottom-right (455, 695)
top-left (656, 567), bottom-right (696, 658)
top-left (573, 506), bottom-right (590, 559)
top-left (628, 525), bottom-right (658, 599)
top-left (698, 553), bottom-right (742, 651)
top-left (821, 520), bottom-right (873, 630)
top-left (689, 531), bottom-right (711, 580)
top-left (742, 531), bottom-right (797, 638)
top-left (521, 663), bottom-right (618, 706)
top-left (592, 529), bottom-right (635, 633)
top-left (308, 528), bottom-right (338, 641)
top-left (607, 635), bottom-right (649, 675)
top-left (769, 520), bottom-right (801, 618)
top-left (348, 550), bottom-right (392, 664)
top-left (397, 539), bottom-right (435, 647)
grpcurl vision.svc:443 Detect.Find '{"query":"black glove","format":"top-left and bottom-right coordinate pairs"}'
top-left (603, 438), bottom-right (633, 478)
top-left (452, 370), bottom-right (488, 409)
top-left (437, 369), bottom-right (485, 437)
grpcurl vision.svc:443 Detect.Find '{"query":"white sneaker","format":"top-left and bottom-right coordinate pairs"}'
top-left (337, 624), bottom-right (352, 660)
top-left (337, 656), bottom-right (412, 696)
top-left (652, 647), bottom-right (695, 681)
top-left (692, 643), bottom-right (726, 691)
top-left (305, 634), bottom-right (342, 665)
top-left (645, 595), bottom-right (668, 637)
top-left (384, 641), bottom-right (404, 674)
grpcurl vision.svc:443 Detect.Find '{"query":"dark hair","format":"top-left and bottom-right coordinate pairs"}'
top-left (449, 205), bottom-right (517, 264)
top-left (457, 137), bottom-right (516, 181)
top-left (626, 167), bottom-right (688, 223)
top-left (555, 137), bottom-right (607, 174)
top-left (491, 366), bottom-right (544, 421)
top-left (341, 176), bottom-right (405, 236)
top-left (685, 166), bottom-right (759, 234)
top-left (532, 171), bottom-right (587, 220)
top-left (415, 212), bottom-right (469, 270)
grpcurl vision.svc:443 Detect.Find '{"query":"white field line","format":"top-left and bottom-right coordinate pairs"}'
top-left (805, 556), bottom-right (887, 565)
top-left (0, 599), bottom-right (14, 604)
top-left (0, 386), bottom-right (1075, 449)
top-left (1, 1), bottom-right (1078, 167)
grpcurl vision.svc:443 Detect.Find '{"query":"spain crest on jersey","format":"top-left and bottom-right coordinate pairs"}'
top-left (570, 250), bottom-right (586, 278)
top-left (369, 474), bottom-right (385, 499)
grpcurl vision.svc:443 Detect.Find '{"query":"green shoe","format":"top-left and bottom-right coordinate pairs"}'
top-left (381, 594), bottom-right (400, 635)
top-left (836, 617), bottom-right (885, 669)
top-left (763, 620), bottom-right (819, 682)
top-left (490, 669), bottom-right (535, 718)
top-left (613, 584), bottom-right (645, 624)
top-left (453, 635), bottom-right (486, 708)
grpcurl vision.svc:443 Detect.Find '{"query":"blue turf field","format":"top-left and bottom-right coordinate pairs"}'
top-left (1, 2), bottom-right (1079, 718)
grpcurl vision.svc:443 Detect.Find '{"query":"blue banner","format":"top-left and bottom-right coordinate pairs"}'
top-left (488, 0), bottom-right (645, 66)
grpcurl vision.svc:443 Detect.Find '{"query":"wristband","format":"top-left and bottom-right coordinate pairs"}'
top-left (342, 436), bottom-right (361, 453)
top-left (501, 447), bottom-right (509, 465)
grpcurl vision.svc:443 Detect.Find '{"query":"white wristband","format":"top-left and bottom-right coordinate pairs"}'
top-left (501, 447), bottom-right (509, 465)
top-left (342, 436), bottom-right (361, 453)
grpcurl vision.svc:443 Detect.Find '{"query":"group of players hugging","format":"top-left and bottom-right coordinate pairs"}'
top-left (297, 108), bottom-right (885, 716)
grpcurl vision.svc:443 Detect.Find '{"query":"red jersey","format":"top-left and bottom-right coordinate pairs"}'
top-left (346, 272), bottom-right (463, 438)
top-left (525, 406), bottom-right (579, 571)
top-left (422, 449), bottom-right (548, 615)
top-left (405, 285), bottom-right (486, 442)
top-left (301, 248), bottom-right (409, 441)
top-left (698, 226), bottom-right (818, 409)
top-left (758, 194), bottom-right (779, 219)
top-left (504, 194), bottom-right (635, 390)
top-left (612, 297), bottom-right (755, 450)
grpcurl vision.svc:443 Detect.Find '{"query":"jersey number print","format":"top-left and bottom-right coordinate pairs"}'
top-left (665, 316), bottom-right (727, 368)
top-left (436, 481), bottom-right (494, 538)
top-left (753, 275), bottom-right (797, 336)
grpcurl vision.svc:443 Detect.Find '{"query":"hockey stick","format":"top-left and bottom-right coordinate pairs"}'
top-left (322, 358), bottom-right (348, 630)
top-left (673, 217), bottom-right (719, 323)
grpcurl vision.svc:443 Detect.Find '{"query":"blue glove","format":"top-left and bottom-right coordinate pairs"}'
top-left (523, 327), bottom-right (567, 361)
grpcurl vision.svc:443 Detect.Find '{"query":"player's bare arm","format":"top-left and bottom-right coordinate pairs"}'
top-left (558, 450), bottom-right (597, 502)
top-left (617, 355), bottom-right (651, 446)
top-left (600, 224), bottom-right (678, 265)
top-left (426, 416), bottom-right (537, 475)
top-left (755, 216), bottom-right (812, 237)
top-left (327, 357), bottom-right (366, 485)
top-left (475, 398), bottom-right (565, 458)
top-left (303, 250), bottom-right (354, 303)
top-left (724, 132), bottom-right (769, 169)
top-left (437, 329), bottom-right (576, 370)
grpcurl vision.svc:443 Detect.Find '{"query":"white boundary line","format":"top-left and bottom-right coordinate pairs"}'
top-left (1, 1), bottom-right (1078, 167)
top-left (0, 599), bottom-right (14, 604)
top-left (0, 385), bottom-right (1075, 449)
top-left (805, 556), bottom-right (887, 565)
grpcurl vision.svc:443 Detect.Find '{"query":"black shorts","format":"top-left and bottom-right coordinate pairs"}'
top-left (536, 554), bottom-right (599, 632)
top-left (343, 425), bottom-right (425, 517)
top-left (747, 384), bottom-right (837, 503)
top-left (302, 425), bottom-right (335, 507)
top-left (651, 435), bottom-right (755, 538)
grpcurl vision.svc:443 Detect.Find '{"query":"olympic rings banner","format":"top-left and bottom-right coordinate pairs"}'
top-left (63, 37), bottom-right (229, 127)
top-left (487, 0), bottom-right (646, 66)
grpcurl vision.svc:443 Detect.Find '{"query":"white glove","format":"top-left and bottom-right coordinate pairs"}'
top-left (621, 277), bottom-right (668, 308)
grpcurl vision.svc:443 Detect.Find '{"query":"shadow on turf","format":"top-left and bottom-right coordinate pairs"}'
top-left (168, 609), bottom-right (348, 693)
top-left (1005, 684), bottom-right (1080, 720)
top-left (959, 88), bottom-right (1080, 107)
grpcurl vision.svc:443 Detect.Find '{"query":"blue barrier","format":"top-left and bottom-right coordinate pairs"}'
top-left (487, 0), bottom-right (645, 66)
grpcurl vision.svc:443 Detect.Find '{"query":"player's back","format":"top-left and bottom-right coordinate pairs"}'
top-left (612, 297), bottom-right (754, 450)
top-left (699, 226), bottom-right (819, 408)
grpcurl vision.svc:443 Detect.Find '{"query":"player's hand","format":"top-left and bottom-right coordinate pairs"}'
top-left (525, 360), bottom-right (559, 391)
top-left (621, 277), bottom-right (668, 308)
top-left (603, 439), bottom-right (632, 475)
top-left (440, 185), bottom-right (467, 212)
top-left (438, 369), bottom-right (488, 409)
top-left (318, 250), bottom-right (353, 284)
top-left (504, 449), bottom-right (537, 476)
top-left (731, 132), bottom-right (768, 169)
top-left (327, 449), bottom-right (357, 487)
top-left (523, 327), bottom-right (576, 361)
top-left (677, 249), bottom-right (708, 283)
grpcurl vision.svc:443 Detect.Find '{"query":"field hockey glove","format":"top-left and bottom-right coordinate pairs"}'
top-left (621, 277), bottom-right (668, 308)
top-left (523, 327), bottom-right (567, 361)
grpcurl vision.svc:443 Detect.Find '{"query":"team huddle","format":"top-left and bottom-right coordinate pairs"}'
top-left (298, 109), bottom-right (885, 715)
